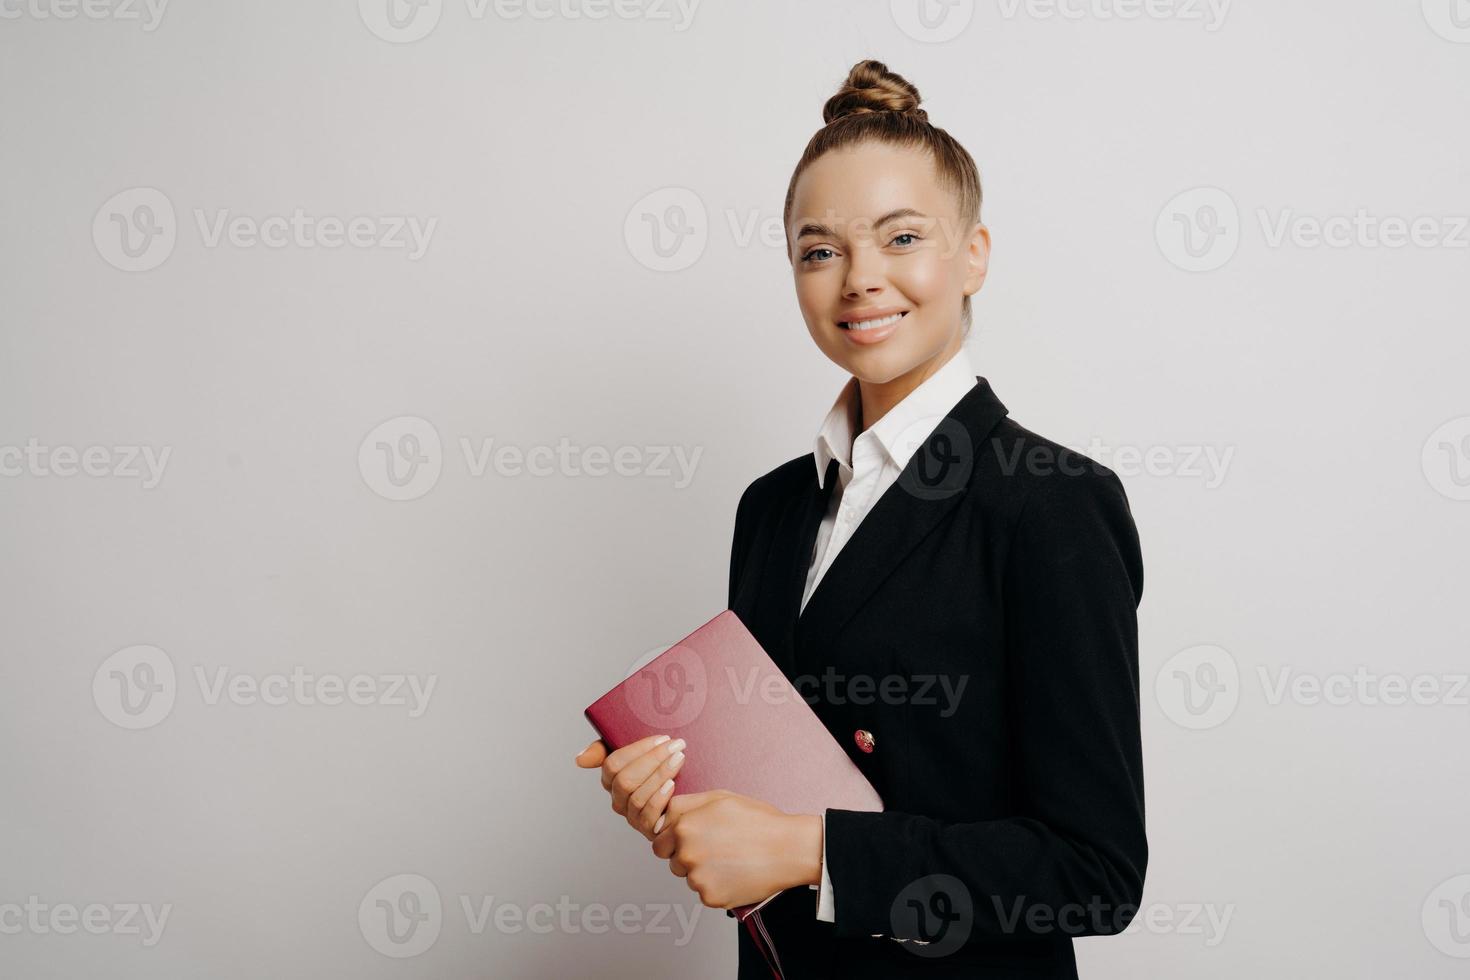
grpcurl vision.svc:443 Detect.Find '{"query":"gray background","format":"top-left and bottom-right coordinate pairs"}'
top-left (2, 0), bottom-right (1468, 976)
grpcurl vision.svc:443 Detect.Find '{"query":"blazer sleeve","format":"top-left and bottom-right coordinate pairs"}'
top-left (727, 479), bottom-right (758, 611)
top-left (822, 465), bottom-right (1147, 942)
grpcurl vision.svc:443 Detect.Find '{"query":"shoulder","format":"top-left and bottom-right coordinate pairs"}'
top-left (984, 418), bottom-right (1143, 597)
top-left (734, 452), bottom-right (815, 516)
top-left (983, 416), bottom-right (1131, 512)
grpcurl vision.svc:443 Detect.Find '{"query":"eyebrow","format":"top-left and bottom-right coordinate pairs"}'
top-left (794, 208), bottom-right (931, 241)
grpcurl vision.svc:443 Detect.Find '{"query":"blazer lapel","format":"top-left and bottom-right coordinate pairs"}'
top-left (792, 376), bottom-right (1010, 650)
top-left (757, 456), bottom-right (839, 675)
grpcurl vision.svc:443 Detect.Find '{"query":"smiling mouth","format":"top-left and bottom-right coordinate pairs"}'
top-left (839, 311), bottom-right (909, 331)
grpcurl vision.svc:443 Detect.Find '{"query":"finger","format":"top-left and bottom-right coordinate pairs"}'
top-left (627, 750), bottom-right (688, 838)
top-left (647, 789), bottom-right (722, 854)
top-left (608, 737), bottom-right (686, 816)
top-left (574, 740), bottom-right (607, 768)
top-left (599, 733), bottom-right (673, 792)
top-left (664, 789), bottom-right (724, 820)
top-left (652, 821), bottom-right (677, 859)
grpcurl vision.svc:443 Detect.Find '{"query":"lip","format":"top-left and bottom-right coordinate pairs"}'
top-left (837, 309), bottom-right (909, 345)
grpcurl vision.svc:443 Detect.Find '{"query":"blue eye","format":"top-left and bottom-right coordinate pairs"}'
top-left (801, 247), bottom-right (835, 264)
top-left (892, 233), bottom-right (920, 247)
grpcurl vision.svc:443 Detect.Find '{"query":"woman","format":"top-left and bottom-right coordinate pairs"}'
top-left (576, 59), bottom-right (1146, 979)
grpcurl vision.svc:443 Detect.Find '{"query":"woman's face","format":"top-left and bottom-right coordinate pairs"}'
top-left (788, 141), bottom-right (989, 385)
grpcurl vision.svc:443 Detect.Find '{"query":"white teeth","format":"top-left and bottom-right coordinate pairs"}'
top-left (844, 312), bottom-right (905, 331)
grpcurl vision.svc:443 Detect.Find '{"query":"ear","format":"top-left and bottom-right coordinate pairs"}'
top-left (962, 223), bottom-right (991, 297)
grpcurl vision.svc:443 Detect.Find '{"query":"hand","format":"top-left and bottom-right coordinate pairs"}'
top-left (574, 734), bottom-right (688, 841)
top-left (650, 790), bottom-right (822, 910)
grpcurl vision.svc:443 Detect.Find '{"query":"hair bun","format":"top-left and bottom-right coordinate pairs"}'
top-left (822, 59), bottom-right (927, 125)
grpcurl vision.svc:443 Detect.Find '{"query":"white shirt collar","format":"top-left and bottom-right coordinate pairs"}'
top-left (812, 345), bottom-right (979, 489)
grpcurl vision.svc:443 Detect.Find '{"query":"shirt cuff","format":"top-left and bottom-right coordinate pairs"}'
top-left (816, 812), bottom-right (835, 922)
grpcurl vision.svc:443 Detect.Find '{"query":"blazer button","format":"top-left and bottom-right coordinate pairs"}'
top-left (854, 729), bottom-right (875, 753)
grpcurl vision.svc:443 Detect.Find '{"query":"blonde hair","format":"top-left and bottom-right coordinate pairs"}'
top-left (783, 59), bottom-right (984, 335)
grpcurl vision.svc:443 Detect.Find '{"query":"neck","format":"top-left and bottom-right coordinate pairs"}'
top-left (855, 333), bottom-right (965, 434)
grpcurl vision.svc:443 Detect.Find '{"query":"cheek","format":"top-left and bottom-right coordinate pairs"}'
top-left (893, 252), bottom-right (957, 306)
top-left (793, 271), bottom-right (833, 320)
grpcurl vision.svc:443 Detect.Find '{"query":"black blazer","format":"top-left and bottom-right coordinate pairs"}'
top-left (727, 376), bottom-right (1146, 979)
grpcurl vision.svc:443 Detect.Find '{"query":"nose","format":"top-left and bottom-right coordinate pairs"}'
top-left (842, 243), bottom-right (886, 299)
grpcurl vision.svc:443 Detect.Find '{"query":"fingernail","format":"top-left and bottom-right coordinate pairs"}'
top-left (659, 779), bottom-right (674, 796)
top-left (654, 814), bottom-right (666, 834)
top-left (667, 738), bottom-right (686, 754)
top-left (653, 735), bottom-right (671, 746)
top-left (669, 751), bottom-right (685, 770)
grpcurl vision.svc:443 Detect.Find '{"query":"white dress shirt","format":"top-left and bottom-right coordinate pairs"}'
top-left (802, 344), bottom-right (980, 922)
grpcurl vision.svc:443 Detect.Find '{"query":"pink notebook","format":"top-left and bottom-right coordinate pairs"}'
top-left (584, 609), bottom-right (883, 978)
